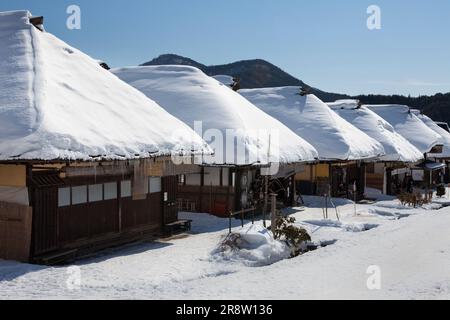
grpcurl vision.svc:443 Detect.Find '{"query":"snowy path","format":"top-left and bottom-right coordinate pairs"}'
top-left (1, 197), bottom-right (450, 300)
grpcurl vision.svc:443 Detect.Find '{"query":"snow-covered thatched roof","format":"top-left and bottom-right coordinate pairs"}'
top-left (212, 75), bottom-right (234, 87)
top-left (0, 11), bottom-right (209, 161)
top-left (411, 110), bottom-right (450, 158)
top-left (112, 66), bottom-right (318, 166)
top-left (328, 100), bottom-right (423, 163)
top-left (365, 105), bottom-right (442, 154)
top-left (239, 87), bottom-right (385, 161)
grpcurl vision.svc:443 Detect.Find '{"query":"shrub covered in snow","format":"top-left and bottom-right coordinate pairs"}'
top-left (273, 216), bottom-right (311, 257)
top-left (436, 184), bottom-right (446, 198)
top-left (211, 224), bottom-right (291, 267)
top-left (398, 192), bottom-right (432, 208)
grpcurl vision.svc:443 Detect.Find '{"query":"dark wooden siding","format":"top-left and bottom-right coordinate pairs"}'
top-left (121, 193), bottom-right (162, 230)
top-left (29, 169), bottom-right (174, 261)
top-left (31, 186), bottom-right (58, 256)
top-left (178, 185), bottom-right (236, 216)
top-left (58, 199), bottom-right (119, 245)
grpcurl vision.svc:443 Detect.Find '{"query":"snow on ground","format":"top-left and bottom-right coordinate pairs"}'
top-left (1, 195), bottom-right (450, 300)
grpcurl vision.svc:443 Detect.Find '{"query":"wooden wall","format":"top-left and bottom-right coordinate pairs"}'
top-left (27, 164), bottom-right (178, 261)
top-left (0, 164), bottom-right (26, 187)
top-left (0, 201), bottom-right (33, 262)
top-left (178, 185), bottom-right (235, 217)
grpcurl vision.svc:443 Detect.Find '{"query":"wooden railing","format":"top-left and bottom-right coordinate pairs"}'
top-left (228, 207), bottom-right (257, 233)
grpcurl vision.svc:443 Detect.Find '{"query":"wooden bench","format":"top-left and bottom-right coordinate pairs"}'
top-left (164, 219), bottom-right (192, 235)
top-left (177, 199), bottom-right (197, 212)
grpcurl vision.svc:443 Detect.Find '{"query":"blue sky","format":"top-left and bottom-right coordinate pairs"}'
top-left (2, 0), bottom-right (450, 96)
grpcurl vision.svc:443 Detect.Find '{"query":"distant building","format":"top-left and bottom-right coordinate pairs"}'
top-left (241, 88), bottom-right (384, 201)
top-left (114, 66), bottom-right (318, 216)
top-left (330, 101), bottom-right (423, 196)
top-left (366, 105), bottom-right (444, 190)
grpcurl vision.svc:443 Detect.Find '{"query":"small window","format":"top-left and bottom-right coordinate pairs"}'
top-left (149, 177), bottom-right (162, 193)
top-left (89, 184), bottom-right (103, 202)
top-left (232, 172), bottom-right (236, 187)
top-left (185, 173), bottom-right (201, 186)
top-left (58, 187), bottom-right (71, 207)
top-left (222, 168), bottom-right (229, 186)
top-left (72, 186), bottom-right (87, 205)
top-left (121, 180), bottom-right (132, 198)
top-left (204, 167), bottom-right (221, 186)
top-left (104, 182), bottom-right (117, 200)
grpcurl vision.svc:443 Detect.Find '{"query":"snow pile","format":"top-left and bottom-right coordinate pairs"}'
top-left (3, 203), bottom-right (450, 299)
top-left (411, 110), bottom-right (450, 158)
top-left (365, 187), bottom-right (396, 201)
top-left (329, 100), bottom-right (423, 162)
top-left (112, 66), bottom-right (318, 166)
top-left (302, 219), bottom-right (378, 233)
top-left (240, 87), bottom-right (385, 161)
top-left (211, 224), bottom-right (290, 267)
top-left (0, 11), bottom-right (209, 160)
top-left (366, 105), bottom-right (442, 154)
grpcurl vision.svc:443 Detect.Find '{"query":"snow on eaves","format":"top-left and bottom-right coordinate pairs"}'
top-left (112, 66), bottom-right (318, 166)
top-left (365, 104), bottom-right (442, 154)
top-left (240, 87), bottom-right (385, 161)
top-left (411, 110), bottom-right (450, 158)
top-left (0, 10), bottom-right (210, 161)
top-left (328, 100), bottom-right (423, 163)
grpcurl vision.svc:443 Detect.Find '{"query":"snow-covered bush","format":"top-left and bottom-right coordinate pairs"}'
top-left (273, 216), bottom-right (311, 257)
top-left (398, 192), bottom-right (431, 208)
top-left (436, 184), bottom-right (446, 198)
top-left (211, 224), bottom-right (291, 267)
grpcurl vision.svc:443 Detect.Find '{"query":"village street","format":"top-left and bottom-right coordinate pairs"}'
top-left (1, 193), bottom-right (450, 300)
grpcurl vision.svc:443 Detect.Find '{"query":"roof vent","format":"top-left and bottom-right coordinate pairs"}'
top-left (299, 86), bottom-right (311, 96)
top-left (99, 62), bottom-right (111, 70)
top-left (231, 77), bottom-right (241, 91)
top-left (356, 100), bottom-right (363, 109)
top-left (29, 16), bottom-right (44, 32)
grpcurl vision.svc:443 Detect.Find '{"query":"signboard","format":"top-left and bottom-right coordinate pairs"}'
top-left (392, 168), bottom-right (410, 176)
top-left (412, 170), bottom-right (424, 182)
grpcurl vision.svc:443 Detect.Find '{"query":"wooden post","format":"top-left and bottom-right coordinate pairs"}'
top-left (292, 176), bottom-right (297, 206)
top-left (252, 208), bottom-right (255, 225)
top-left (229, 211), bottom-right (232, 234)
top-left (270, 193), bottom-right (277, 230)
top-left (263, 175), bottom-right (268, 228)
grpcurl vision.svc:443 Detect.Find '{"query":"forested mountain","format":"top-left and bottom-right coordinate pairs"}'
top-left (142, 54), bottom-right (450, 124)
